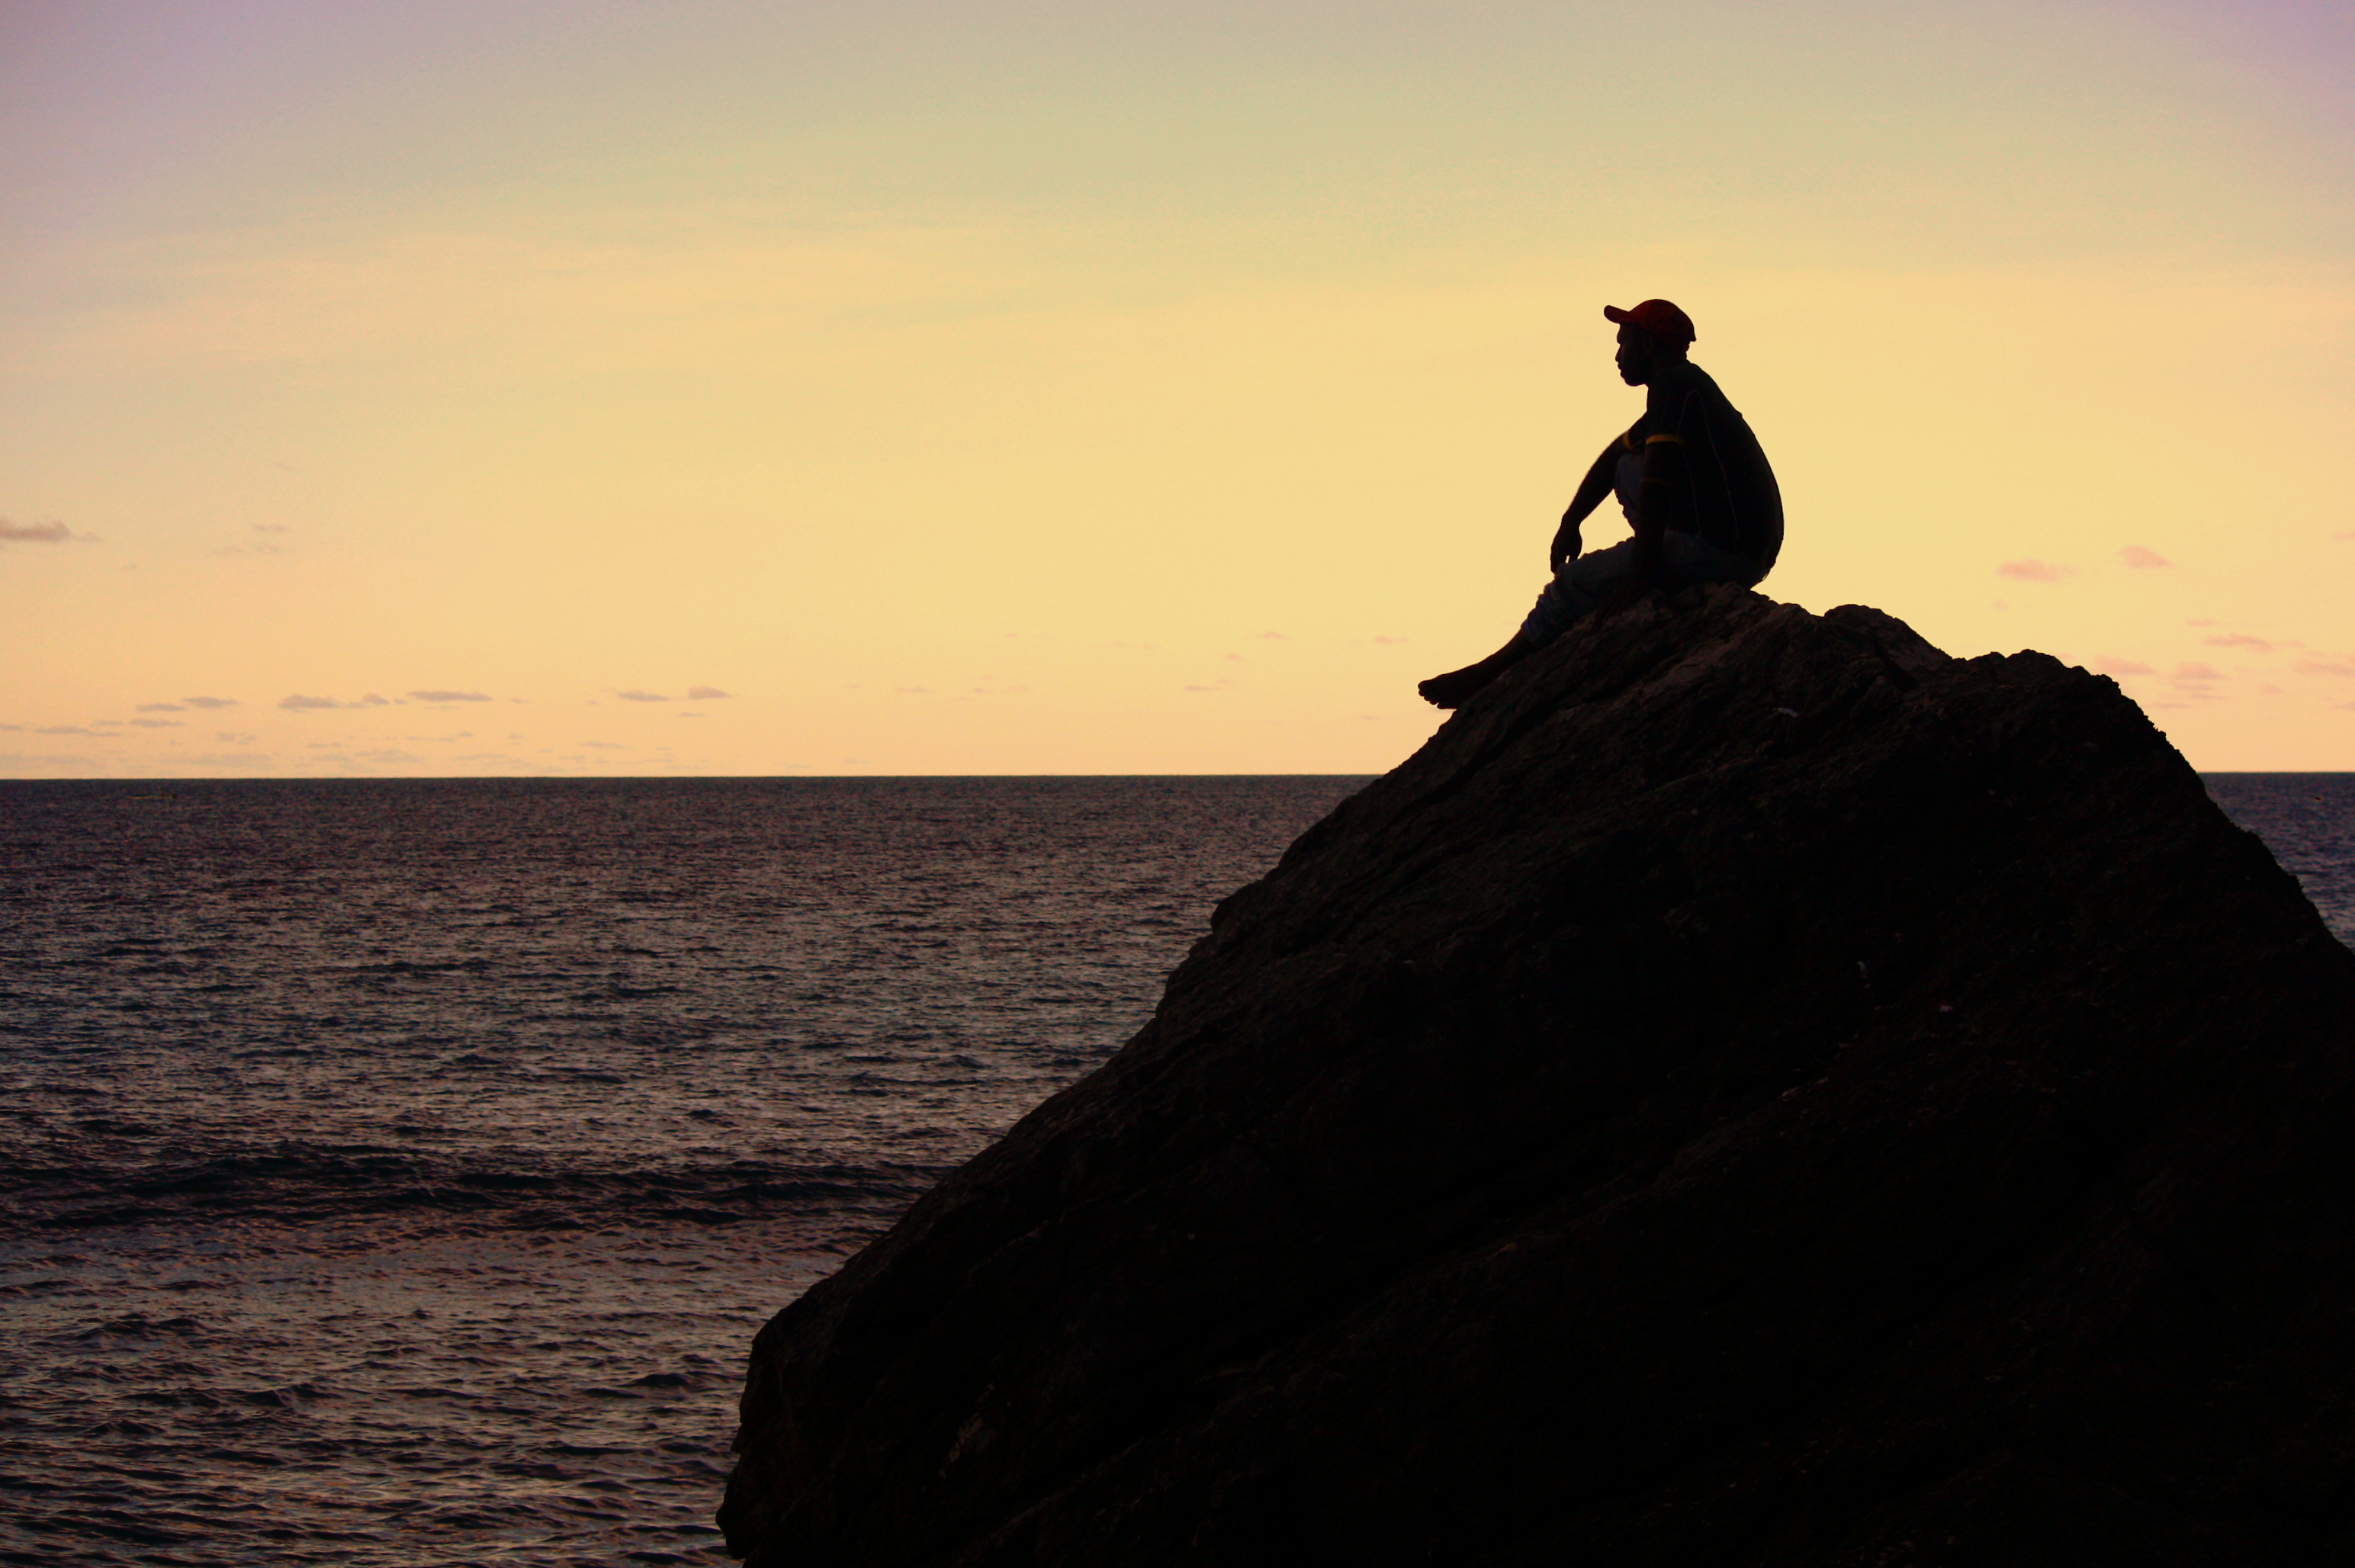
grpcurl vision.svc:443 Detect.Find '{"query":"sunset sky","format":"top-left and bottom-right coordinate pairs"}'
top-left (5, 0), bottom-right (2350, 776)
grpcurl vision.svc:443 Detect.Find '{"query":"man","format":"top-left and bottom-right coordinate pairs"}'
top-left (1418, 300), bottom-right (1782, 708)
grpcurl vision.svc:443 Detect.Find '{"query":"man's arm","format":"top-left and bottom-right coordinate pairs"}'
top-left (1550, 435), bottom-right (1631, 572)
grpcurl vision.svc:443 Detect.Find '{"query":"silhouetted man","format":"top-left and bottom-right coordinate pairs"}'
top-left (1418, 300), bottom-right (1782, 708)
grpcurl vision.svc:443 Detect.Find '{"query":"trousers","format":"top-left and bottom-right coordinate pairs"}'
top-left (1519, 531), bottom-right (1760, 648)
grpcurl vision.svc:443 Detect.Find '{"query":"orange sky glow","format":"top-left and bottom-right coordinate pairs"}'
top-left (5, 0), bottom-right (2352, 775)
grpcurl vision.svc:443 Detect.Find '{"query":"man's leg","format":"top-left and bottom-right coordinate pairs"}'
top-left (1418, 542), bottom-right (1634, 708)
top-left (1653, 531), bottom-right (1756, 593)
top-left (1417, 634), bottom-right (1532, 708)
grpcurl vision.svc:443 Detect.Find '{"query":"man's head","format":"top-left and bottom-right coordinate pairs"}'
top-left (1605, 299), bottom-right (1695, 385)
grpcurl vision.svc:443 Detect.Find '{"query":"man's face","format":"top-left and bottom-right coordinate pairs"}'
top-left (1614, 323), bottom-right (1656, 386)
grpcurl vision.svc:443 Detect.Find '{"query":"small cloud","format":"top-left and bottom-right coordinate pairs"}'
top-left (1260, 631), bottom-right (1289, 641)
top-left (0, 724), bottom-right (19, 731)
top-left (34, 725), bottom-right (106, 736)
top-left (2334, 532), bottom-right (2355, 541)
top-left (1225, 653), bottom-right (1244, 662)
top-left (407, 689), bottom-right (489, 703)
top-left (2260, 683), bottom-right (2285, 694)
top-left (2093, 657), bottom-right (2155, 676)
top-left (2172, 662), bottom-right (2224, 681)
top-left (137, 702), bottom-right (185, 713)
top-left (1183, 683), bottom-right (1229, 692)
top-left (251, 523), bottom-right (291, 535)
top-left (278, 693), bottom-right (344, 710)
top-left (2119, 546), bottom-right (2171, 568)
top-left (182, 696), bottom-right (239, 709)
top-left (128, 718), bottom-right (183, 729)
top-left (209, 541), bottom-right (288, 558)
top-left (1997, 559), bottom-right (2074, 583)
top-left (360, 692), bottom-right (390, 705)
top-left (1, 518), bottom-right (76, 545)
top-left (580, 740), bottom-right (625, 749)
top-left (216, 731), bottom-right (257, 744)
top-left (616, 689), bottom-right (669, 702)
top-left (2294, 659), bottom-right (2355, 678)
top-left (355, 748), bottom-right (421, 764)
top-left (686, 686), bottom-right (731, 700)
top-left (680, 712), bottom-right (704, 718)
top-left (1374, 635), bottom-right (1409, 644)
top-left (2205, 634), bottom-right (2272, 651)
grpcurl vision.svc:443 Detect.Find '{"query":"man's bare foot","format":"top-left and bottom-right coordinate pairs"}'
top-left (1418, 635), bottom-right (1533, 708)
top-left (1418, 665), bottom-right (1489, 709)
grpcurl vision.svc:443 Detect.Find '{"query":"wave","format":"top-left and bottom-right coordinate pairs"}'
top-left (0, 1145), bottom-right (946, 1242)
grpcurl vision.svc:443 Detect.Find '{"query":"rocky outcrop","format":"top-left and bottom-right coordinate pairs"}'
top-left (721, 587), bottom-right (2355, 1566)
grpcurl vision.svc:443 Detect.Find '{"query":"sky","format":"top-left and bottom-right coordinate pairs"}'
top-left (3, 0), bottom-right (2351, 776)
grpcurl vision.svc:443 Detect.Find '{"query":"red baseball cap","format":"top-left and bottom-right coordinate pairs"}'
top-left (1604, 299), bottom-right (1696, 346)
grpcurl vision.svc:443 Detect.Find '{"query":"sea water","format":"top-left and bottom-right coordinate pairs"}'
top-left (2, 774), bottom-right (2347, 1566)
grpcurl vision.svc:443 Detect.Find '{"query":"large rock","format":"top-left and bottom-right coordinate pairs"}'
top-left (721, 587), bottom-right (2355, 1566)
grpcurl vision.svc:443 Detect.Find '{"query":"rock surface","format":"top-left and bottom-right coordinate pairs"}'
top-left (721, 588), bottom-right (2355, 1566)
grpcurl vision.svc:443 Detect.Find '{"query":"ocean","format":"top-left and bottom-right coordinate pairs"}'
top-left (3, 773), bottom-right (2348, 1566)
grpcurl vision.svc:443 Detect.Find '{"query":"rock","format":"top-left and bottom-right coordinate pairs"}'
top-left (721, 586), bottom-right (2355, 1566)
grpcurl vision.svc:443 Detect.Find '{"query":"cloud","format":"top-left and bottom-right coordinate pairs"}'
top-left (1374, 635), bottom-right (1409, 644)
top-left (686, 686), bottom-right (731, 700)
top-left (278, 693), bottom-right (345, 710)
top-left (2335, 532), bottom-right (2355, 541)
top-left (129, 718), bottom-right (184, 729)
top-left (361, 692), bottom-right (390, 705)
top-left (2294, 659), bottom-right (2355, 678)
top-left (1, 518), bottom-right (74, 545)
top-left (2093, 658), bottom-right (2153, 676)
top-left (2172, 662), bottom-right (2225, 681)
top-left (2205, 634), bottom-right (2272, 651)
top-left (137, 702), bottom-right (185, 713)
top-left (2119, 546), bottom-right (2171, 568)
top-left (896, 686), bottom-right (931, 695)
top-left (580, 740), bottom-right (625, 749)
top-left (252, 523), bottom-right (291, 535)
top-left (1997, 559), bottom-right (2074, 582)
top-left (1260, 631), bottom-right (1289, 641)
top-left (182, 696), bottom-right (239, 709)
top-left (209, 541), bottom-right (289, 558)
top-left (680, 712), bottom-right (705, 718)
top-left (34, 725), bottom-right (108, 736)
top-left (408, 689), bottom-right (490, 703)
top-left (616, 689), bottom-right (670, 702)
top-left (216, 731), bottom-right (258, 744)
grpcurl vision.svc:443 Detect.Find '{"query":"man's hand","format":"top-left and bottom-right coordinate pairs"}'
top-left (1548, 517), bottom-right (1582, 575)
